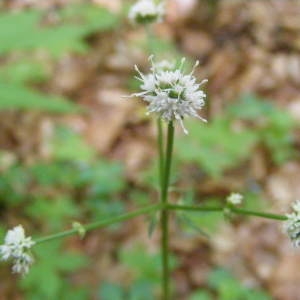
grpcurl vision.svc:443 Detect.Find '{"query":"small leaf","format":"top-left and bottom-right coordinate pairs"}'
top-left (147, 213), bottom-right (158, 238)
top-left (178, 213), bottom-right (210, 239)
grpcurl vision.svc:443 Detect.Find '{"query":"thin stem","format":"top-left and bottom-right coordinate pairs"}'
top-left (157, 118), bottom-right (164, 188)
top-left (145, 24), bottom-right (154, 55)
top-left (162, 122), bottom-right (174, 203)
top-left (167, 204), bottom-right (222, 213)
top-left (160, 121), bottom-right (174, 300)
top-left (231, 207), bottom-right (287, 221)
top-left (167, 204), bottom-right (288, 221)
top-left (34, 203), bottom-right (163, 244)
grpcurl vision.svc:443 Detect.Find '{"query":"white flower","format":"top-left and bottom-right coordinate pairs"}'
top-left (128, 56), bottom-right (208, 134)
top-left (0, 225), bottom-right (35, 275)
top-left (128, 0), bottom-right (164, 24)
top-left (291, 200), bottom-right (300, 213)
top-left (227, 193), bottom-right (243, 205)
top-left (284, 200), bottom-right (300, 247)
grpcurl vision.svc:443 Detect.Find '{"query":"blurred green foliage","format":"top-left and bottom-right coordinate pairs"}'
top-left (0, 82), bottom-right (80, 112)
top-left (0, 5), bottom-right (118, 56)
top-left (0, 4), bottom-right (118, 113)
top-left (189, 268), bottom-right (272, 300)
top-left (0, 126), bottom-right (126, 298)
top-left (177, 94), bottom-right (297, 177)
top-left (20, 240), bottom-right (89, 300)
top-left (99, 244), bottom-right (177, 300)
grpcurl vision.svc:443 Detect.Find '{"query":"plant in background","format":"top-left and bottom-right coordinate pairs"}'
top-left (284, 200), bottom-right (300, 247)
top-left (226, 193), bottom-right (243, 206)
top-left (129, 0), bottom-right (165, 25)
top-left (0, 1), bottom-right (298, 300)
top-left (0, 226), bottom-right (35, 275)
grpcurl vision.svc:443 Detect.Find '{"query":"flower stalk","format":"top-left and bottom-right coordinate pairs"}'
top-left (160, 121), bottom-right (174, 300)
top-left (168, 204), bottom-right (288, 221)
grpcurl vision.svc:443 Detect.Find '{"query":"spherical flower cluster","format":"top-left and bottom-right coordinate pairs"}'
top-left (128, 0), bottom-right (164, 25)
top-left (0, 225), bottom-right (35, 275)
top-left (129, 56), bottom-right (208, 134)
top-left (284, 200), bottom-right (300, 248)
top-left (227, 193), bottom-right (243, 206)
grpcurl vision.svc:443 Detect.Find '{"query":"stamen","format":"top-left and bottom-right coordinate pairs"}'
top-left (199, 79), bottom-right (208, 86)
top-left (134, 65), bottom-right (145, 79)
top-left (190, 60), bottom-right (200, 75)
top-left (179, 57), bottom-right (186, 71)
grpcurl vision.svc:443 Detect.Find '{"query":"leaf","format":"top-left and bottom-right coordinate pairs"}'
top-left (207, 268), bottom-right (272, 300)
top-left (147, 213), bottom-right (158, 238)
top-left (52, 126), bottom-right (96, 161)
top-left (20, 240), bottom-right (89, 299)
top-left (178, 213), bottom-right (210, 238)
top-left (98, 282), bottom-right (124, 300)
top-left (0, 82), bottom-right (80, 112)
top-left (0, 5), bottom-right (119, 57)
top-left (228, 94), bottom-right (296, 164)
top-left (25, 196), bottom-right (80, 230)
top-left (189, 290), bottom-right (212, 300)
top-left (227, 94), bottom-right (273, 120)
top-left (178, 199), bottom-right (224, 234)
top-left (0, 60), bottom-right (50, 84)
top-left (177, 118), bottom-right (257, 177)
top-left (128, 280), bottom-right (155, 300)
top-left (119, 245), bottom-right (177, 285)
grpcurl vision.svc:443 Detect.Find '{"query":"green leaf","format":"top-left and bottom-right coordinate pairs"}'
top-left (178, 213), bottom-right (210, 238)
top-left (0, 5), bottom-right (118, 56)
top-left (228, 94), bottom-right (296, 165)
top-left (98, 282), bottom-right (124, 300)
top-left (178, 199), bottom-right (223, 234)
top-left (119, 244), bottom-right (177, 285)
top-left (147, 213), bottom-right (158, 238)
top-left (207, 268), bottom-right (272, 300)
top-left (25, 196), bottom-right (80, 230)
top-left (52, 127), bottom-right (96, 161)
top-left (227, 94), bottom-right (273, 120)
top-left (20, 240), bottom-right (89, 299)
top-left (0, 82), bottom-right (80, 112)
top-left (189, 290), bottom-right (212, 300)
top-left (177, 118), bottom-right (257, 177)
top-left (0, 60), bottom-right (50, 84)
top-left (128, 280), bottom-right (154, 300)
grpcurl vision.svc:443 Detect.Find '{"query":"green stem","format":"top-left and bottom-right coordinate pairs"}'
top-left (167, 204), bottom-right (287, 221)
top-left (160, 121), bottom-right (174, 300)
top-left (167, 204), bottom-right (222, 213)
top-left (145, 24), bottom-right (154, 55)
top-left (231, 207), bottom-right (287, 221)
top-left (34, 203), bottom-right (163, 244)
top-left (157, 118), bottom-right (164, 188)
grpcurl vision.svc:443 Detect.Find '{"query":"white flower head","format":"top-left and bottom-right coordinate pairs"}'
top-left (227, 193), bottom-right (243, 206)
top-left (284, 200), bottom-right (300, 248)
top-left (128, 0), bottom-right (164, 25)
top-left (128, 56), bottom-right (208, 134)
top-left (0, 225), bottom-right (35, 275)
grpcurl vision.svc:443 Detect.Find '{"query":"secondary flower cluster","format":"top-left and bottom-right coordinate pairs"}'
top-left (227, 193), bottom-right (243, 206)
top-left (129, 56), bottom-right (208, 134)
top-left (0, 225), bottom-right (35, 275)
top-left (128, 0), bottom-right (164, 24)
top-left (284, 200), bottom-right (300, 248)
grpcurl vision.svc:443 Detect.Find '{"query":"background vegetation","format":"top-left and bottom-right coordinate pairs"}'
top-left (0, 0), bottom-right (299, 299)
